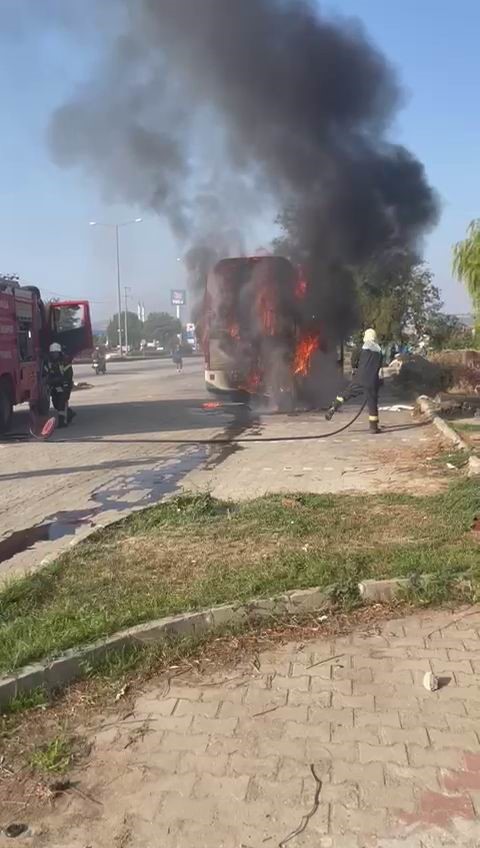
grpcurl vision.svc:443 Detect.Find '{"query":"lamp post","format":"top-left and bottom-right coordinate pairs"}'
top-left (124, 285), bottom-right (132, 353)
top-left (89, 218), bottom-right (142, 355)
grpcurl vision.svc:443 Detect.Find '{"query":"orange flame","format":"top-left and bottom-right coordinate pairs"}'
top-left (293, 332), bottom-right (320, 376)
top-left (256, 284), bottom-right (276, 335)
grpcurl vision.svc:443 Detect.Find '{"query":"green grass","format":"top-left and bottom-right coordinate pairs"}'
top-left (453, 422), bottom-right (480, 433)
top-left (30, 735), bottom-right (72, 774)
top-left (0, 484), bottom-right (479, 675)
top-left (432, 448), bottom-right (470, 468)
top-left (1, 688), bottom-right (48, 716)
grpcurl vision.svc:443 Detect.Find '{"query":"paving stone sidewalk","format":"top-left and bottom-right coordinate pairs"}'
top-left (188, 405), bottom-right (447, 499)
top-left (25, 607), bottom-right (480, 848)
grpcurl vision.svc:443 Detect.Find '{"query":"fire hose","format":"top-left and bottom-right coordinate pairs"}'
top-left (109, 401), bottom-right (368, 444)
top-left (4, 402), bottom-right (367, 444)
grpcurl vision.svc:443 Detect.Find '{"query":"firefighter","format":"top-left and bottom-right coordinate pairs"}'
top-left (325, 328), bottom-right (383, 434)
top-left (46, 342), bottom-right (74, 428)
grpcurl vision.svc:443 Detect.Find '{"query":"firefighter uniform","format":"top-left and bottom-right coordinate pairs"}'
top-left (46, 344), bottom-right (74, 428)
top-left (325, 328), bottom-right (383, 433)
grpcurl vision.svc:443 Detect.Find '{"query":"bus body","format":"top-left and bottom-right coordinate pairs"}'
top-left (203, 256), bottom-right (296, 396)
top-left (202, 256), bottom-right (343, 405)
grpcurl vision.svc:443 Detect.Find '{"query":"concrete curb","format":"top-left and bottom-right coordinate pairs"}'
top-left (358, 578), bottom-right (409, 603)
top-left (416, 395), bottom-right (469, 449)
top-left (0, 586), bottom-right (329, 707)
top-left (1, 568), bottom-right (470, 708)
top-left (416, 394), bottom-right (479, 477)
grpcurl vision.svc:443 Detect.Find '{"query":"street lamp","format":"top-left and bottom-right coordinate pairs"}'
top-left (89, 218), bottom-right (142, 355)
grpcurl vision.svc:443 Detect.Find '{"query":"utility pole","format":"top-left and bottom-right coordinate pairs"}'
top-left (115, 224), bottom-right (123, 355)
top-left (89, 218), bottom-right (142, 357)
top-left (124, 286), bottom-right (132, 354)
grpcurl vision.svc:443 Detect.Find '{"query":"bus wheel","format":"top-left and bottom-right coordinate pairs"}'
top-left (0, 378), bottom-right (13, 434)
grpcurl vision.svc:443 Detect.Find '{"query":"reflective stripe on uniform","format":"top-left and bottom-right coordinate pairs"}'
top-left (336, 396), bottom-right (345, 403)
top-left (369, 415), bottom-right (379, 422)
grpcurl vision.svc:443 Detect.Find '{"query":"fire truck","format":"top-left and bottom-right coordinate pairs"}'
top-left (0, 279), bottom-right (92, 433)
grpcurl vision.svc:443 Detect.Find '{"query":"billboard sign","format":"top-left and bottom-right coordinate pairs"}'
top-left (171, 289), bottom-right (186, 306)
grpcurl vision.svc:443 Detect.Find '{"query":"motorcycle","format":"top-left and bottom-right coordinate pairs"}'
top-left (92, 359), bottom-right (106, 375)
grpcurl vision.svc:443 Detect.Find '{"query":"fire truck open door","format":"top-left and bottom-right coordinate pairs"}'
top-left (48, 300), bottom-right (93, 359)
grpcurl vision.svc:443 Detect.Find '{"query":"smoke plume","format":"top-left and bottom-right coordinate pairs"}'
top-left (49, 0), bottom-right (439, 338)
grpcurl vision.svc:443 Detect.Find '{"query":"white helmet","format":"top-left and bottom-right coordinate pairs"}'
top-left (363, 328), bottom-right (378, 345)
top-left (49, 342), bottom-right (62, 353)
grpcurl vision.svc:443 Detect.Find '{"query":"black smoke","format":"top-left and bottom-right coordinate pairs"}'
top-left (49, 0), bottom-right (439, 338)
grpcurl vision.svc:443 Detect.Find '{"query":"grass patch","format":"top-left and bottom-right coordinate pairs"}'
top-left (1, 688), bottom-right (48, 716)
top-left (432, 448), bottom-right (470, 468)
top-left (453, 422), bottom-right (480, 433)
top-left (402, 569), bottom-right (477, 607)
top-left (30, 735), bottom-right (73, 774)
top-left (0, 484), bottom-right (479, 675)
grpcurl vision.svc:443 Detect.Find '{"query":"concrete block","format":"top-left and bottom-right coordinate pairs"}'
top-left (358, 578), bottom-right (409, 602)
top-left (0, 666), bottom-right (47, 709)
top-left (162, 610), bottom-right (211, 637)
top-left (244, 597), bottom-right (279, 620)
top-left (468, 455), bottom-right (480, 477)
top-left (45, 653), bottom-right (84, 689)
top-left (433, 415), bottom-right (469, 448)
top-left (287, 586), bottom-right (327, 612)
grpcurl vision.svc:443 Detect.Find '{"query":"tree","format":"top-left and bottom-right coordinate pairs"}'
top-left (273, 208), bottom-right (442, 343)
top-left (424, 313), bottom-right (471, 351)
top-left (143, 312), bottom-right (181, 348)
top-left (107, 311), bottom-right (143, 349)
top-left (453, 220), bottom-right (480, 333)
top-left (356, 254), bottom-right (442, 342)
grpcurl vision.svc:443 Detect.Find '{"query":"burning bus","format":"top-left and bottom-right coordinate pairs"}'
top-left (201, 255), bottom-right (343, 408)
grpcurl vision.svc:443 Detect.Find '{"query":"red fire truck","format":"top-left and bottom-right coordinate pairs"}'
top-left (0, 279), bottom-right (92, 433)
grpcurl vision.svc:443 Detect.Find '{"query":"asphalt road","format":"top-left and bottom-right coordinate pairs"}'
top-left (0, 356), bottom-right (239, 582)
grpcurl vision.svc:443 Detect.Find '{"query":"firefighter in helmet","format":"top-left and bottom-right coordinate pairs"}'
top-left (325, 328), bottom-right (383, 434)
top-left (46, 342), bottom-right (74, 428)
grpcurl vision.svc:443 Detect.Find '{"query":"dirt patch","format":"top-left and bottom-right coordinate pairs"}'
top-left (373, 438), bottom-right (453, 494)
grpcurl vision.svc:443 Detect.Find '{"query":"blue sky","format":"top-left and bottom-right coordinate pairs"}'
top-left (0, 0), bottom-right (477, 323)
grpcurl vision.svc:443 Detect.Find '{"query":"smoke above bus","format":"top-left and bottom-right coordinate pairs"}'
top-left (49, 0), bottom-right (439, 346)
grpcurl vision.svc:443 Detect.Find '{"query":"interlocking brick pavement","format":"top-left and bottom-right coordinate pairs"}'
top-left (186, 405), bottom-right (447, 500)
top-left (25, 607), bottom-right (480, 847)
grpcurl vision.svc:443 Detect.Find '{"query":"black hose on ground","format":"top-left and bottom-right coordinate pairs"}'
top-left (119, 401), bottom-right (368, 444)
top-left (2, 402), bottom-right (367, 444)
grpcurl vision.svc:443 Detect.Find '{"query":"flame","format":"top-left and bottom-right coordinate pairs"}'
top-left (293, 332), bottom-right (320, 376)
top-left (256, 284), bottom-right (276, 335)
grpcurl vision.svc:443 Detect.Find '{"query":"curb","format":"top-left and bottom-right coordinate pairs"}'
top-left (358, 577), bottom-right (409, 603)
top-left (0, 577), bottom-right (416, 709)
top-left (0, 586), bottom-right (328, 707)
top-left (416, 395), bottom-right (479, 477)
